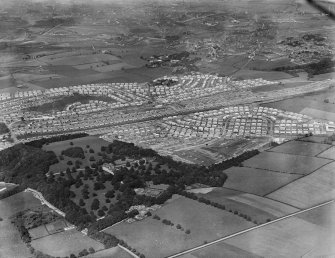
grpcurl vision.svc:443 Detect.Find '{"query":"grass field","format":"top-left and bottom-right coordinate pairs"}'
top-left (233, 69), bottom-right (293, 81)
top-left (266, 162), bottom-right (335, 209)
top-left (83, 246), bottom-right (133, 258)
top-left (93, 63), bottom-right (136, 73)
top-left (317, 146), bottom-right (335, 159)
top-left (225, 193), bottom-right (299, 216)
top-left (0, 191), bottom-right (42, 219)
top-left (0, 219), bottom-right (32, 258)
top-left (263, 87), bottom-right (335, 115)
top-left (193, 187), bottom-right (298, 224)
top-left (301, 107), bottom-right (335, 121)
top-left (31, 229), bottom-right (104, 257)
top-left (181, 242), bottom-right (262, 258)
top-left (183, 203), bottom-right (334, 258)
top-left (242, 151), bottom-right (331, 175)
top-left (222, 214), bottom-right (328, 257)
top-left (222, 167), bottom-right (302, 196)
top-left (268, 141), bottom-right (331, 157)
top-left (39, 53), bottom-right (121, 66)
top-left (104, 195), bottom-right (253, 258)
top-left (29, 224), bottom-right (50, 240)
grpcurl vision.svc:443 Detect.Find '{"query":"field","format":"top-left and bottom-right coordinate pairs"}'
top-left (206, 213), bottom-right (327, 257)
top-left (83, 246), bottom-right (133, 258)
top-left (185, 203), bottom-right (334, 258)
top-left (242, 151), bottom-right (331, 175)
top-left (317, 146), bottom-right (335, 159)
top-left (39, 53), bottom-right (121, 66)
top-left (0, 191), bottom-right (43, 258)
top-left (0, 219), bottom-right (32, 258)
top-left (301, 107), bottom-right (335, 121)
top-left (268, 141), bottom-right (331, 157)
top-left (233, 69), bottom-right (293, 81)
top-left (263, 87), bottom-right (335, 117)
top-left (193, 188), bottom-right (298, 223)
top-left (0, 191), bottom-right (42, 219)
top-left (267, 162), bottom-right (335, 209)
top-left (182, 242), bottom-right (262, 258)
top-left (104, 195), bottom-right (254, 258)
top-left (31, 229), bottom-right (104, 257)
top-left (222, 167), bottom-right (301, 196)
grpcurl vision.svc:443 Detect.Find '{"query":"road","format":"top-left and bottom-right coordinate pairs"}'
top-left (167, 200), bottom-right (334, 258)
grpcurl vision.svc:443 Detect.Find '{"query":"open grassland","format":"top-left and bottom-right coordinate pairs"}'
top-left (263, 87), bottom-right (335, 115)
top-left (301, 107), bottom-right (335, 121)
top-left (225, 193), bottom-right (299, 216)
top-left (222, 167), bottom-right (301, 196)
top-left (233, 69), bottom-right (293, 81)
top-left (222, 212), bottom-right (330, 257)
top-left (317, 146), bottom-right (335, 159)
top-left (180, 242), bottom-right (261, 258)
top-left (193, 187), bottom-right (295, 224)
top-left (104, 195), bottom-right (253, 258)
top-left (31, 229), bottom-right (104, 257)
top-left (268, 141), bottom-right (331, 157)
top-left (267, 162), bottom-right (335, 209)
top-left (82, 246), bottom-right (133, 258)
top-left (39, 53), bottom-right (121, 66)
top-left (183, 204), bottom-right (335, 258)
top-left (295, 203), bottom-right (335, 258)
top-left (0, 219), bottom-right (32, 258)
top-left (29, 224), bottom-right (50, 240)
top-left (242, 151), bottom-right (331, 175)
top-left (0, 191), bottom-right (41, 219)
top-left (297, 202), bottom-right (335, 228)
top-left (93, 62), bottom-right (136, 73)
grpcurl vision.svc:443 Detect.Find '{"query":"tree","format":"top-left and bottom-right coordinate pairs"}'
top-left (89, 247), bottom-right (95, 254)
top-left (98, 209), bottom-right (105, 217)
top-left (185, 229), bottom-right (191, 234)
top-left (79, 199), bottom-right (85, 206)
top-left (105, 190), bottom-right (115, 199)
top-left (91, 199), bottom-right (100, 210)
top-left (128, 209), bottom-right (139, 218)
top-left (79, 249), bottom-right (89, 257)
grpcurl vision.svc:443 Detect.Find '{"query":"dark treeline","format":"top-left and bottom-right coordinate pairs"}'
top-left (25, 133), bottom-right (88, 148)
top-left (0, 185), bottom-right (24, 200)
top-left (273, 57), bottom-right (335, 76)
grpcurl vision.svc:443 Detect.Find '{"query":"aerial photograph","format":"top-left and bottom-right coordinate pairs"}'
top-left (0, 0), bottom-right (334, 257)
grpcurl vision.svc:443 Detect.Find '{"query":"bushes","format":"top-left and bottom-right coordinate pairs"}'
top-left (61, 147), bottom-right (85, 159)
